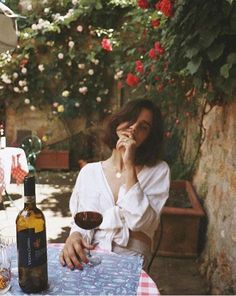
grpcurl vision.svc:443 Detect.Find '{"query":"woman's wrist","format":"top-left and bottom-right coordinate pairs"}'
top-left (68, 230), bottom-right (83, 241)
top-left (125, 165), bottom-right (136, 175)
top-left (124, 165), bottom-right (138, 191)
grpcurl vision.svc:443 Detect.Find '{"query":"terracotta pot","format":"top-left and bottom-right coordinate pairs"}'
top-left (35, 150), bottom-right (69, 170)
top-left (156, 180), bottom-right (205, 257)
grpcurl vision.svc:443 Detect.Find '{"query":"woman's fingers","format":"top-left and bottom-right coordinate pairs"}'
top-left (59, 249), bottom-right (66, 266)
top-left (61, 244), bottom-right (83, 270)
top-left (82, 238), bottom-right (95, 251)
top-left (59, 232), bottom-right (95, 270)
top-left (71, 242), bottom-right (88, 266)
top-left (117, 130), bottom-right (134, 139)
top-left (116, 136), bottom-right (136, 150)
top-left (73, 238), bottom-right (93, 264)
top-left (116, 138), bottom-right (127, 150)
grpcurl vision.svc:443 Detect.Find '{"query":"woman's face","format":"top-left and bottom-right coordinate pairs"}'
top-left (116, 108), bottom-right (153, 147)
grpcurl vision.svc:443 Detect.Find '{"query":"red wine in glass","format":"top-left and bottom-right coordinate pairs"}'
top-left (74, 211), bottom-right (103, 230)
top-left (74, 211), bottom-right (103, 266)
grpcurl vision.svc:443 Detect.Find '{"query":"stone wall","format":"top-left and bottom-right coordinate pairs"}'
top-left (6, 105), bottom-right (85, 146)
top-left (193, 99), bottom-right (236, 294)
top-left (5, 88), bottom-right (120, 166)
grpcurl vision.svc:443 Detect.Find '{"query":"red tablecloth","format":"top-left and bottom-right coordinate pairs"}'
top-left (138, 271), bottom-right (160, 295)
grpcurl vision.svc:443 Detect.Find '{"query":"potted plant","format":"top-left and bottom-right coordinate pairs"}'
top-left (35, 149), bottom-right (69, 170)
top-left (155, 180), bottom-right (205, 257)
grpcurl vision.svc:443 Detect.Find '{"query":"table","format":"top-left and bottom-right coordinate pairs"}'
top-left (7, 244), bottom-right (160, 295)
top-left (0, 147), bottom-right (28, 203)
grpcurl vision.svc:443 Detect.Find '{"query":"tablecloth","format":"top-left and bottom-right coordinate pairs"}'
top-left (6, 244), bottom-right (160, 296)
top-left (0, 147), bottom-right (28, 202)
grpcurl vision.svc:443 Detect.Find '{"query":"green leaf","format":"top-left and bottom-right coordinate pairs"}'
top-left (186, 56), bottom-right (202, 75)
top-left (150, 11), bottom-right (159, 20)
top-left (95, 2), bottom-right (103, 9)
top-left (185, 47), bottom-right (200, 59)
top-left (126, 48), bottom-right (136, 56)
top-left (220, 63), bottom-right (232, 78)
top-left (207, 43), bottom-right (225, 61)
top-left (227, 52), bottom-right (236, 64)
top-left (193, 76), bottom-right (203, 89)
top-left (225, 0), bottom-right (234, 5)
top-left (230, 14), bottom-right (236, 31)
top-left (199, 27), bottom-right (220, 48)
top-left (207, 92), bottom-right (216, 102)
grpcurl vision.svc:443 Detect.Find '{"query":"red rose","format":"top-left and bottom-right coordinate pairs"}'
top-left (151, 19), bottom-right (160, 28)
top-left (165, 131), bottom-right (172, 138)
top-left (157, 83), bottom-right (164, 92)
top-left (149, 48), bottom-right (157, 59)
top-left (20, 58), bottom-right (29, 67)
top-left (155, 0), bottom-right (173, 17)
top-left (135, 60), bottom-right (144, 74)
top-left (101, 38), bottom-right (112, 51)
top-left (137, 0), bottom-right (149, 9)
top-left (154, 42), bottom-right (165, 55)
top-left (126, 73), bottom-right (139, 87)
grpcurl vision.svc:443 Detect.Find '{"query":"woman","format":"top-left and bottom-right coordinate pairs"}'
top-left (60, 99), bottom-right (170, 270)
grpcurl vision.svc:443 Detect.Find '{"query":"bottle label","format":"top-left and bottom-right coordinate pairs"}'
top-left (17, 228), bottom-right (47, 268)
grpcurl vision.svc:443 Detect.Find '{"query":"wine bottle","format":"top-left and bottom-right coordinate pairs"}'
top-left (16, 176), bottom-right (48, 293)
top-left (0, 122), bottom-right (6, 149)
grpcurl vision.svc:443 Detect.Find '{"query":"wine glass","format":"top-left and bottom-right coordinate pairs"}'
top-left (0, 244), bottom-right (11, 294)
top-left (0, 225), bottom-right (17, 265)
top-left (74, 211), bottom-right (103, 266)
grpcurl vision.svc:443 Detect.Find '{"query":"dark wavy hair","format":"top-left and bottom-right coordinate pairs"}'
top-left (103, 99), bottom-right (164, 166)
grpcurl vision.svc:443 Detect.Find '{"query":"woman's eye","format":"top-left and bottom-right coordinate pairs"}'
top-left (139, 124), bottom-right (150, 131)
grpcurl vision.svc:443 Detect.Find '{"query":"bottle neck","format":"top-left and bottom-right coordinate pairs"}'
top-left (0, 124), bottom-right (6, 149)
top-left (0, 136), bottom-right (6, 149)
top-left (0, 124), bottom-right (5, 136)
top-left (24, 195), bottom-right (36, 208)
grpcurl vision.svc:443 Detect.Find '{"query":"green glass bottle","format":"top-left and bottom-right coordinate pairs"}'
top-left (16, 175), bottom-right (48, 293)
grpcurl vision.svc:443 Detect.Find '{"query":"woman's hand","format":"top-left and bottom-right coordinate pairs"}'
top-left (116, 128), bottom-right (137, 168)
top-left (59, 231), bottom-right (94, 270)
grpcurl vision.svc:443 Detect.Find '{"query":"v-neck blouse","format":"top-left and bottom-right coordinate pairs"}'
top-left (69, 161), bottom-right (170, 251)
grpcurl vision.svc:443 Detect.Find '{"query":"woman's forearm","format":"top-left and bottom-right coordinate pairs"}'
top-left (124, 165), bottom-right (138, 192)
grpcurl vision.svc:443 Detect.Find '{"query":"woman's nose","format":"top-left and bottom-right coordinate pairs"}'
top-left (128, 124), bottom-right (137, 134)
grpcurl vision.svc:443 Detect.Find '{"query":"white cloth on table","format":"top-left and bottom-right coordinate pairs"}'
top-left (0, 147), bottom-right (28, 200)
top-left (0, 157), bottom-right (5, 196)
top-left (69, 161), bottom-right (170, 253)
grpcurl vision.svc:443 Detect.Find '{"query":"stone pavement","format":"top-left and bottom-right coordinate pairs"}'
top-left (0, 172), bottom-right (208, 295)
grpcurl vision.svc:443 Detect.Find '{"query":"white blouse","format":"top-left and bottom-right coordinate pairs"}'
top-left (69, 161), bottom-right (170, 252)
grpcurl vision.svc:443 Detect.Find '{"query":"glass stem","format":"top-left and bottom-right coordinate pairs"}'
top-left (85, 231), bottom-right (91, 257)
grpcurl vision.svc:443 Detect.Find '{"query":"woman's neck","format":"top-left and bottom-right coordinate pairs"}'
top-left (109, 149), bottom-right (124, 171)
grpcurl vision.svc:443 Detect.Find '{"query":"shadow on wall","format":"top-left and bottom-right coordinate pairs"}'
top-left (197, 199), bottom-right (208, 254)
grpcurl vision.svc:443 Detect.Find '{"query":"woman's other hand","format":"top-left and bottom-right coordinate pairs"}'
top-left (116, 125), bottom-right (137, 168)
top-left (59, 231), bottom-right (94, 270)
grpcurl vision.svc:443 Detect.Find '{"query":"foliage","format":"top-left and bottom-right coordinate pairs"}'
top-left (0, 0), bottom-right (129, 120)
top-left (106, 0), bottom-right (236, 177)
top-left (0, 0), bottom-right (235, 177)
top-left (165, 0), bottom-right (236, 104)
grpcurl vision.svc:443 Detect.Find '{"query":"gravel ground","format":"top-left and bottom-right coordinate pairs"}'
top-left (0, 170), bottom-right (78, 243)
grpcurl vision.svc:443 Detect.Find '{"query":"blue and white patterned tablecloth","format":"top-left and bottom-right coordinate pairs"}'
top-left (7, 244), bottom-right (146, 295)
